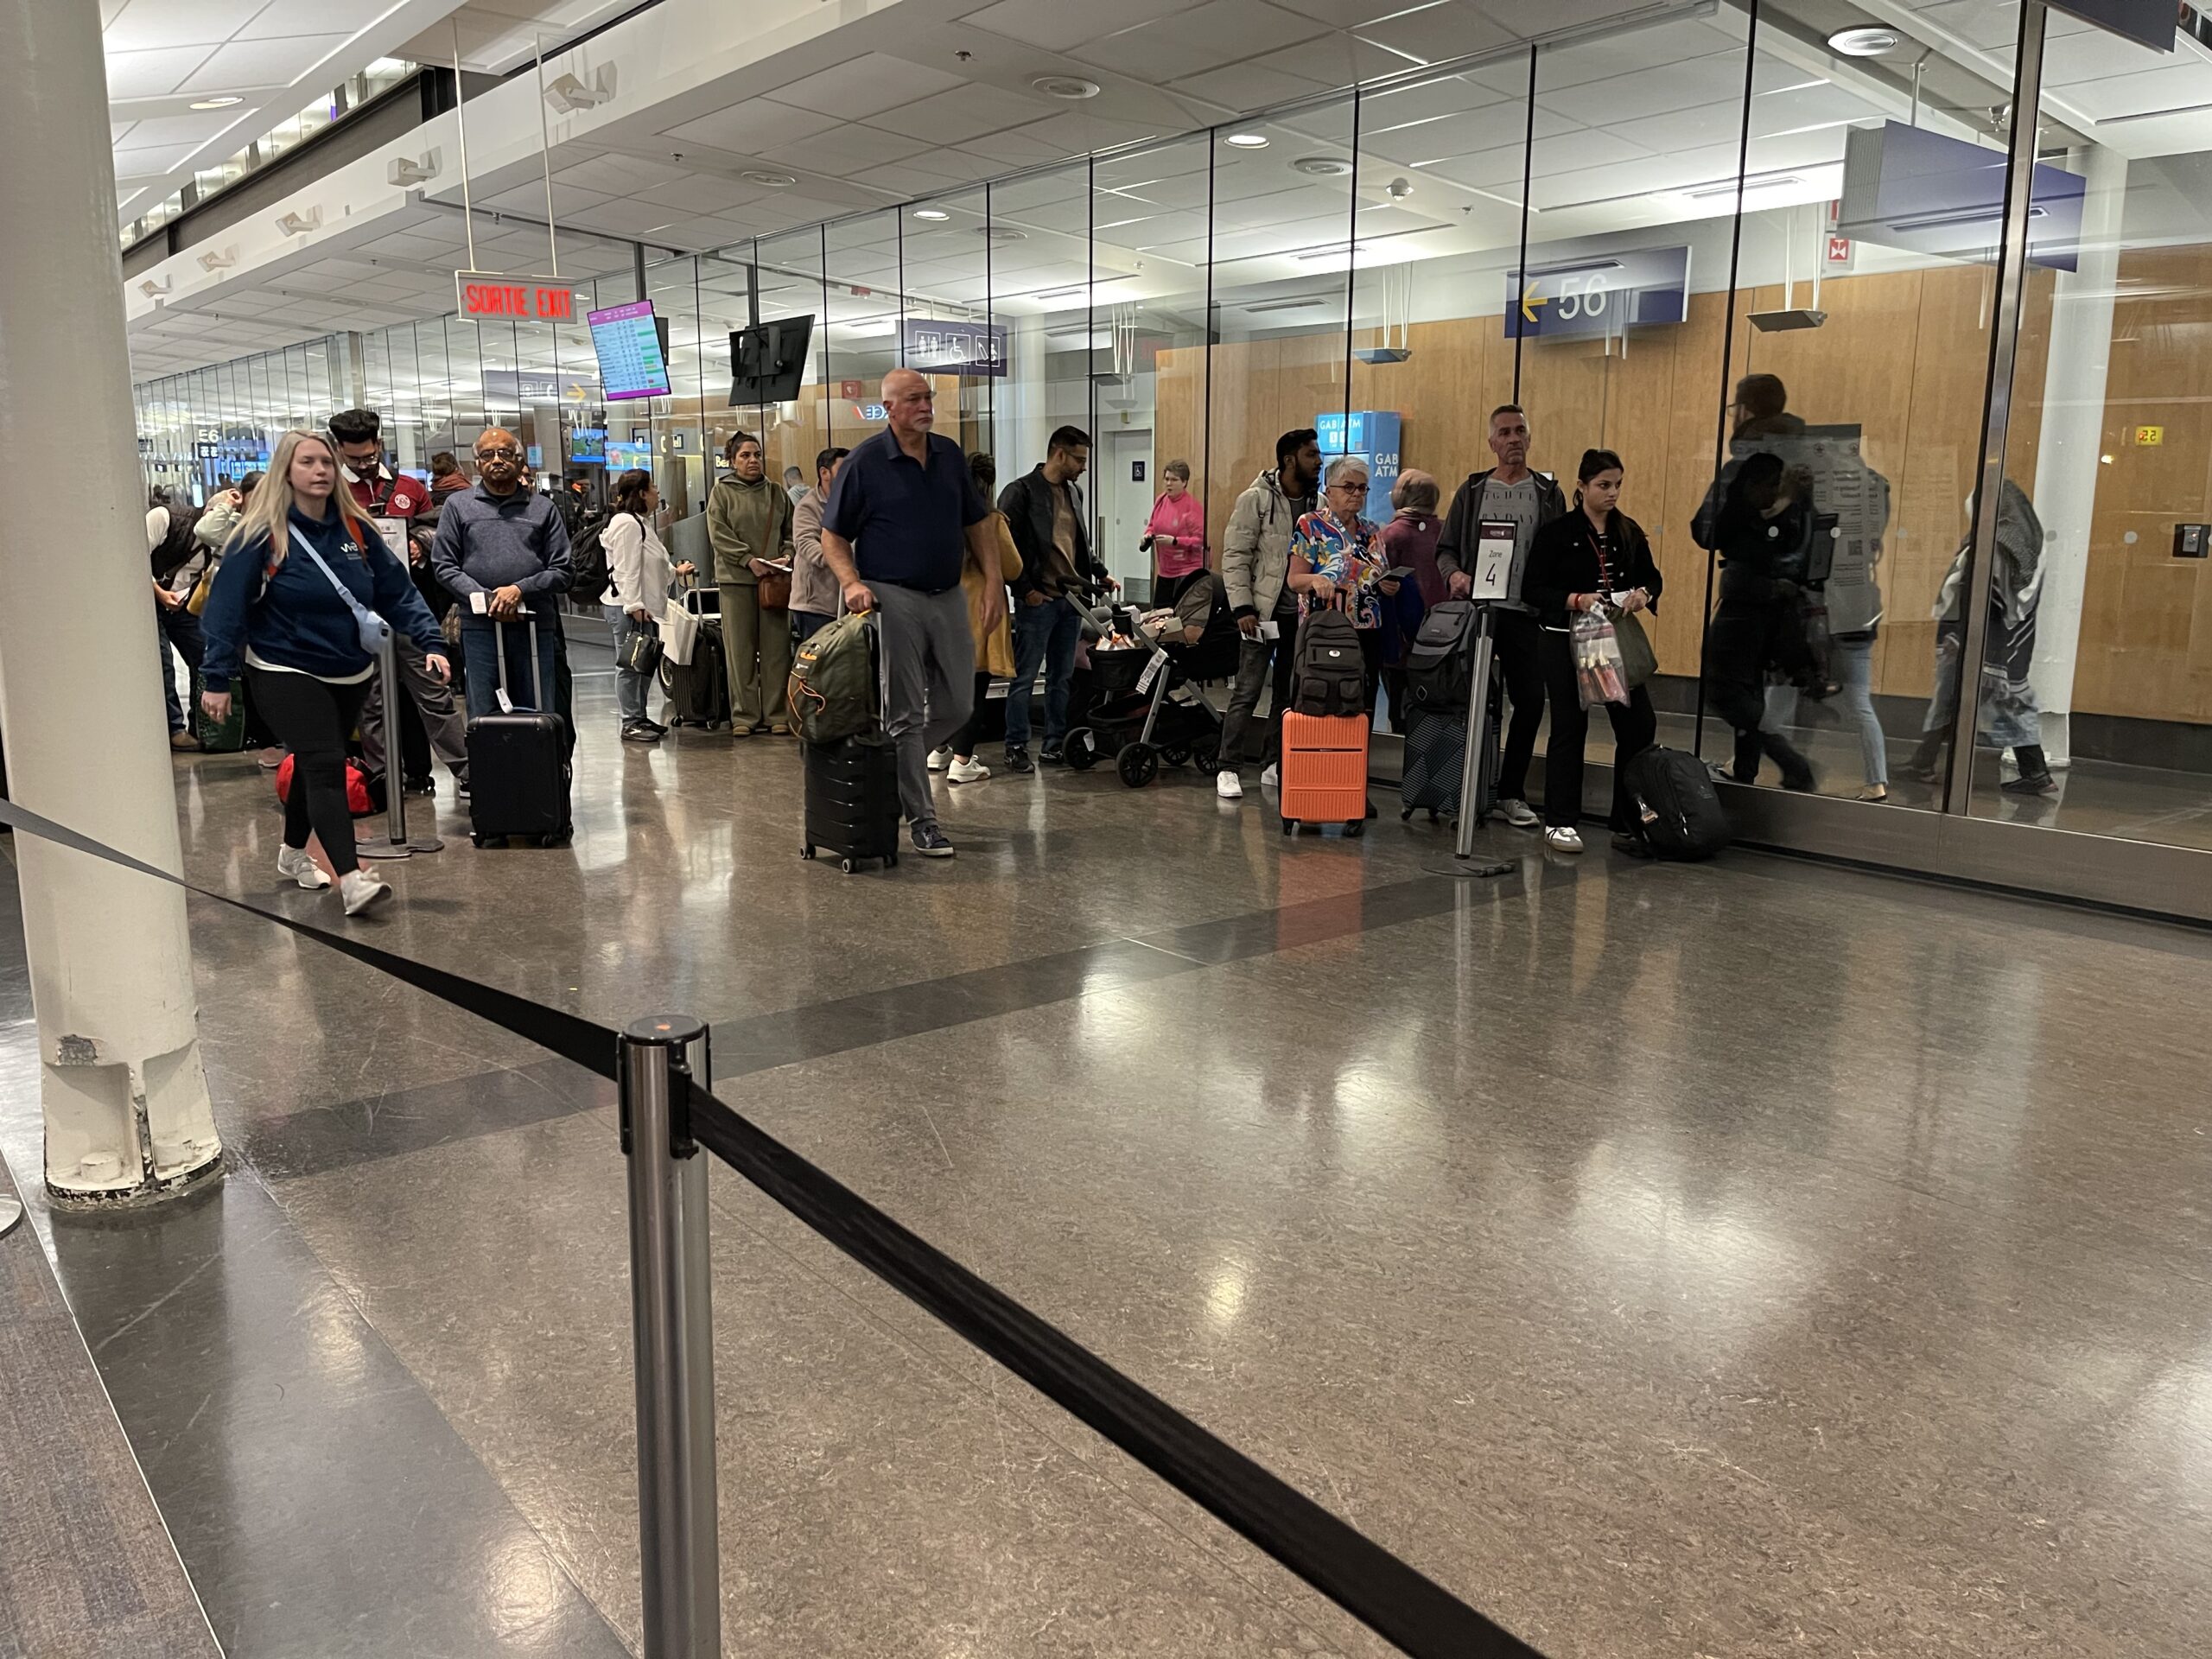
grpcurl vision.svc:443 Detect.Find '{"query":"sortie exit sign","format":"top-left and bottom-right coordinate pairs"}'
top-left (455, 272), bottom-right (577, 321)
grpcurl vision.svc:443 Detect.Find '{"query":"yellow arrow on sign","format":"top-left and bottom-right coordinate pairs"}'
top-left (1520, 283), bottom-right (1548, 323)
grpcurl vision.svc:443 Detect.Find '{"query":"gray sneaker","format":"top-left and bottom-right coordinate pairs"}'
top-left (910, 823), bottom-right (956, 859)
top-left (1495, 798), bottom-right (1540, 828)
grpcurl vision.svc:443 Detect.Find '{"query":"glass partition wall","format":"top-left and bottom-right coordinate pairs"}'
top-left (131, 0), bottom-right (2212, 900)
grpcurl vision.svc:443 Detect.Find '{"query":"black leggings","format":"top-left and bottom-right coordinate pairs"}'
top-left (949, 670), bottom-right (995, 760)
top-left (1538, 628), bottom-right (1657, 830)
top-left (1491, 607), bottom-right (1547, 804)
top-left (247, 668), bottom-right (372, 875)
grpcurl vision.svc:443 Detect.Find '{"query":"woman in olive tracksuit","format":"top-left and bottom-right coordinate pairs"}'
top-left (1523, 448), bottom-right (1662, 854)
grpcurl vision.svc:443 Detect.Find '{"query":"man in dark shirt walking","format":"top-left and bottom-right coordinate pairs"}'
top-left (819, 369), bottom-right (1004, 859)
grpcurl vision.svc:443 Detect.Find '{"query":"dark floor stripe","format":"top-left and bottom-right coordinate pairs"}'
top-left (251, 866), bottom-right (1541, 1183)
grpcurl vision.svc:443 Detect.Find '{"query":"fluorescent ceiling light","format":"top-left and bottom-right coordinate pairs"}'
top-left (1224, 132), bottom-right (1269, 149)
top-left (837, 318), bottom-right (897, 336)
top-left (1685, 173), bottom-right (1801, 199)
top-left (1033, 285), bottom-right (1087, 300)
top-left (188, 96), bottom-right (242, 110)
top-left (1243, 296), bottom-right (1326, 313)
top-left (912, 207), bottom-right (950, 221)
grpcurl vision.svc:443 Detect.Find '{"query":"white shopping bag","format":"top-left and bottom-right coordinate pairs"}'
top-left (661, 598), bottom-right (699, 666)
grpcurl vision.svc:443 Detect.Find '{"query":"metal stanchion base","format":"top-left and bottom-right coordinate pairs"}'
top-left (1, 1194), bottom-right (22, 1239)
top-left (1450, 855), bottom-right (1516, 878)
top-left (353, 840), bottom-right (414, 861)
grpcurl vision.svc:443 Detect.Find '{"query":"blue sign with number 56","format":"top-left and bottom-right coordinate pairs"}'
top-left (1505, 245), bottom-right (1691, 340)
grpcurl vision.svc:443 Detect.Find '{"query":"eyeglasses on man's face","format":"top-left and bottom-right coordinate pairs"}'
top-left (476, 445), bottom-right (520, 461)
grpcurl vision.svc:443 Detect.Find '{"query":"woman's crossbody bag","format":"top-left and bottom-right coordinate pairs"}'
top-left (289, 524), bottom-right (392, 657)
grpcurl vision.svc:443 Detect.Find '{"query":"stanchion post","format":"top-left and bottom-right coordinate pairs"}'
top-left (357, 630), bottom-right (445, 859)
top-left (620, 1015), bottom-right (720, 1659)
top-left (1453, 604), bottom-right (1499, 862)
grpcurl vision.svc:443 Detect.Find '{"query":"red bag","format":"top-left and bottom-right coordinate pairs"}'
top-left (273, 754), bottom-right (377, 817)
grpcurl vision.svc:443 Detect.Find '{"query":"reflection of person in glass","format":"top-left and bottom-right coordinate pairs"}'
top-left (1703, 452), bottom-right (1818, 791)
top-left (1142, 459), bottom-right (1206, 608)
top-left (1901, 479), bottom-right (2053, 794)
top-left (1525, 449), bottom-right (1662, 854)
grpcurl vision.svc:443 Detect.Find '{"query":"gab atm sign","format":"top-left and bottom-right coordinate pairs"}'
top-left (455, 272), bottom-right (577, 321)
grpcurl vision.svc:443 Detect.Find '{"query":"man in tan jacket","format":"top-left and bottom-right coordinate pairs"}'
top-left (707, 431), bottom-right (797, 733)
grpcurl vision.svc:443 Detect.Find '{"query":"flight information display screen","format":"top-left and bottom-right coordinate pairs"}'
top-left (588, 301), bottom-right (672, 401)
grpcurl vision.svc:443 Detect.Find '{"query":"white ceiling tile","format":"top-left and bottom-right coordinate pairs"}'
top-left (1072, 0), bottom-right (1332, 80)
top-left (105, 45), bottom-right (215, 98)
top-left (113, 111), bottom-right (242, 148)
top-left (105, 0), bottom-right (266, 53)
top-left (632, 175), bottom-right (769, 214)
top-left (663, 99), bottom-right (840, 154)
top-left (479, 181), bottom-right (613, 217)
top-left (957, 0), bottom-right (1192, 52)
top-left (177, 34), bottom-right (352, 95)
top-left (867, 81), bottom-right (1057, 143)
top-left (758, 124), bottom-right (926, 175)
top-left (566, 197), bottom-right (700, 237)
top-left (1535, 54), bottom-right (1745, 126)
top-left (773, 54), bottom-right (969, 121)
top-left (1167, 60), bottom-right (1333, 113)
top-left (112, 142), bottom-right (203, 173)
top-left (2053, 60), bottom-right (2211, 121)
top-left (555, 152), bottom-right (693, 194)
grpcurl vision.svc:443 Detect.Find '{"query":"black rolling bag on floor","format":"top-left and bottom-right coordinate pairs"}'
top-left (467, 615), bottom-right (571, 847)
top-left (1400, 707), bottom-right (1467, 821)
top-left (660, 587), bottom-right (728, 728)
top-left (800, 736), bottom-right (900, 873)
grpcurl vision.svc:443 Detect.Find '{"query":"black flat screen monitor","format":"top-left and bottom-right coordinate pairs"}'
top-left (728, 315), bottom-right (814, 405)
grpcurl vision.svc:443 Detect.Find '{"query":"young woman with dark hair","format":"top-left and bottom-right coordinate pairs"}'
top-left (1523, 448), bottom-right (1662, 855)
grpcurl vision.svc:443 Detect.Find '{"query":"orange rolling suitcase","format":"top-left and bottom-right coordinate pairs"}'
top-left (1279, 711), bottom-right (1370, 837)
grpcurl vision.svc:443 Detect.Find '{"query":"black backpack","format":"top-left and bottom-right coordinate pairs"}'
top-left (569, 512), bottom-right (612, 605)
top-left (149, 504), bottom-right (202, 581)
top-left (1292, 607), bottom-right (1365, 716)
top-left (1622, 747), bottom-right (1730, 860)
top-left (1402, 599), bottom-right (1478, 714)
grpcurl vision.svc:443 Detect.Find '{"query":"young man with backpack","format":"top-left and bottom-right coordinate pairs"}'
top-left (1216, 427), bottom-right (1320, 801)
top-left (147, 492), bottom-right (207, 750)
top-left (1434, 404), bottom-right (1566, 830)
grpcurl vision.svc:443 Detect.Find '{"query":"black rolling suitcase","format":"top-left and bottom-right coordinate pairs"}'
top-left (1399, 707), bottom-right (1466, 822)
top-left (467, 614), bottom-right (571, 847)
top-left (800, 736), bottom-right (900, 874)
top-left (660, 586), bottom-right (728, 728)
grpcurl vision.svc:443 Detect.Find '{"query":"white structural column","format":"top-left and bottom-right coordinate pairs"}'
top-left (0, 0), bottom-right (221, 1201)
top-left (2026, 143), bottom-right (2128, 767)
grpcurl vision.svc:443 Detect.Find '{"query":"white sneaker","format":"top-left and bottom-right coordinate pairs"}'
top-left (1260, 763), bottom-right (1279, 788)
top-left (339, 868), bottom-right (392, 916)
top-left (1216, 769), bottom-right (1243, 800)
top-left (1496, 798), bottom-right (1540, 828)
top-left (947, 756), bottom-right (990, 784)
top-left (1543, 825), bottom-right (1585, 853)
top-left (276, 845), bottom-right (330, 891)
top-left (927, 746), bottom-right (951, 772)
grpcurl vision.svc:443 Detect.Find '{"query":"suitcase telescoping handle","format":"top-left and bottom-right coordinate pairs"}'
top-left (493, 611), bottom-right (543, 710)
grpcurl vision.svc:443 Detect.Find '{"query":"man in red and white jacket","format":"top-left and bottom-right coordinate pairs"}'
top-left (330, 407), bottom-right (429, 520)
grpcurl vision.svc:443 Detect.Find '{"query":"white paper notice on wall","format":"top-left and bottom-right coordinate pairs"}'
top-left (1470, 520), bottom-right (1517, 601)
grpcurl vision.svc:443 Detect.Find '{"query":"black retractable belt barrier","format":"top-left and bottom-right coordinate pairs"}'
top-left (0, 798), bottom-right (1550, 1659)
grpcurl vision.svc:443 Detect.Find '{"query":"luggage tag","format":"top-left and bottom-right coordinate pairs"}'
top-left (1135, 646), bottom-right (1170, 693)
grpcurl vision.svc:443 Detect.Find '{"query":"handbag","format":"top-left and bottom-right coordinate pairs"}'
top-left (289, 524), bottom-right (391, 656)
top-left (757, 566), bottom-right (792, 613)
top-left (1611, 607), bottom-right (1657, 690)
top-left (618, 626), bottom-right (664, 676)
top-left (185, 563), bottom-right (215, 616)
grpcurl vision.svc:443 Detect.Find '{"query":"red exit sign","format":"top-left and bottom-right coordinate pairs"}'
top-left (455, 272), bottom-right (575, 321)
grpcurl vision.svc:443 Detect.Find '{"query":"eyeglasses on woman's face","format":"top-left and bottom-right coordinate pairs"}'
top-left (1329, 479), bottom-right (1369, 495)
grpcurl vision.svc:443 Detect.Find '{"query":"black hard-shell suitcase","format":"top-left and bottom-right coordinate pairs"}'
top-left (1622, 746), bottom-right (1729, 860)
top-left (660, 587), bottom-right (728, 728)
top-left (467, 614), bottom-right (571, 847)
top-left (799, 736), bottom-right (900, 874)
top-left (1399, 707), bottom-right (1467, 822)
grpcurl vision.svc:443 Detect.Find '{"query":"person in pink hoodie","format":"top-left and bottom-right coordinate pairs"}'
top-left (1142, 459), bottom-right (1207, 607)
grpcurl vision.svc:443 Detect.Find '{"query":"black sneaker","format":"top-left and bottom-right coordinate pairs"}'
top-left (910, 822), bottom-right (956, 858)
top-left (1039, 743), bottom-right (1065, 766)
top-left (455, 779), bottom-right (472, 801)
top-left (622, 721), bottom-right (660, 744)
top-left (2001, 770), bottom-right (2057, 795)
top-left (404, 775), bottom-right (435, 797)
top-left (643, 717), bottom-right (670, 734)
top-left (1004, 745), bottom-right (1034, 774)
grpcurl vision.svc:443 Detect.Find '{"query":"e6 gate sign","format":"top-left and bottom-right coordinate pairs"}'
top-left (455, 273), bottom-right (577, 321)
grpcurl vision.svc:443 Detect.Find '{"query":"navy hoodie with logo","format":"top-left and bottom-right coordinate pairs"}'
top-left (200, 504), bottom-right (442, 690)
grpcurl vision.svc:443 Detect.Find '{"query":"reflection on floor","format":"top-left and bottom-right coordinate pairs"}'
top-left (5, 653), bottom-right (2211, 1657)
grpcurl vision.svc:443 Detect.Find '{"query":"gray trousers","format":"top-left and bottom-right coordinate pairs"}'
top-left (871, 580), bottom-right (974, 829)
top-left (360, 632), bottom-right (469, 782)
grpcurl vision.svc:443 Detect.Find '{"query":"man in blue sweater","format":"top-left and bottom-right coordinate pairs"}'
top-left (429, 428), bottom-right (572, 722)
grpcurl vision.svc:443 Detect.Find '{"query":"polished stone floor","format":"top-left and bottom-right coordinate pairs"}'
top-left (4, 653), bottom-right (2211, 1657)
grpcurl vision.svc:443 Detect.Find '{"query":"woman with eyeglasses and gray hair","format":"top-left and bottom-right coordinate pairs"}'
top-left (1141, 458), bottom-right (1206, 607)
top-left (1285, 455), bottom-right (1401, 715)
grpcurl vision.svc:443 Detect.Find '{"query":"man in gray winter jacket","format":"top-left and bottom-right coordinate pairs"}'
top-left (1216, 427), bottom-right (1319, 800)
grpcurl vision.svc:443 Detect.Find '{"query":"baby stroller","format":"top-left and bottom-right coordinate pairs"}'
top-left (1064, 593), bottom-right (1239, 787)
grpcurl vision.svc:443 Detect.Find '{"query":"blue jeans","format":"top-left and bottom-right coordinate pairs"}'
top-left (156, 601), bottom-right (204, 733)
top-left (460, 613), bottom-right (560, 724)
top-left (604, 603), bottom-right (658, 723)
top-left (1004, 594), bottom-right (1081, 750)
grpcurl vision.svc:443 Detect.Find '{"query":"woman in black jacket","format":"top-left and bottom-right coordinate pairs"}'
top-left (1703, 451), bottom-right (1817, 791)
top-left (1524, 449), bottom-right (1662, 854)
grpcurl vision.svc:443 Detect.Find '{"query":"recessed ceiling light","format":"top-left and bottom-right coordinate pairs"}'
top-left (912, 207), bottom-right (950, 221)
top-left (1827, 26), bottom-right (1901, 56)
top-left (978, 226), bottom-right (1027, 241)
top-left (188, 95), bottom-right (243, 110)
top-left (1294, 156), bottom-right (1353, 176)
top-left (1033, 75), bottom-right (1100, 100)
top-left (1224, 132), bottom-right (1269, 149)
top-left (741, 169), bottom-right (797, 188)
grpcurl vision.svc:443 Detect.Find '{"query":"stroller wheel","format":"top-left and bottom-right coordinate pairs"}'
top-left (1116, 742), bottom-right (1160, 789)
top-left (1161, 744), bottom-right (1192, 767)
top-left (1188, 741), bottom-right (1218, 775)
top-left (1064, 728), bottom-right (1101, 771)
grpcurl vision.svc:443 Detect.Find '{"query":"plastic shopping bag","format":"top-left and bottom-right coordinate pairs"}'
top-left (660, 597), bottom-right (699, 667)
top-left (1572, 607), bottom-right (1630, 708)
